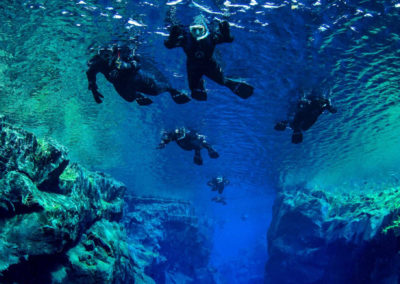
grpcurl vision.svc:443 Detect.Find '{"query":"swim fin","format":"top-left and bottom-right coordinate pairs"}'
top-left (226, 79), bottom-right (254, 99)
top-left (136, 95), bottom-right (153, 106)
top-left (208, 149), bottom-right (220, 159)
top-left (170, 90), bottom-right (191, 104)
top-left (191, 89), bottom-right (207, 101)
top-left (194, 155), bottom-right (203, 165)
top-left (292, 131), bottom-right (303, 144)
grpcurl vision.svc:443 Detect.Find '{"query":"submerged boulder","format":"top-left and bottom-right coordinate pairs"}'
top-left (0, 115), bottom-right (135, 283)
top-left (266, 187), bottom-right (400, 284)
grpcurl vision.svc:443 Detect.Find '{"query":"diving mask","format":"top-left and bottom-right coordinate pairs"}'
top-left (189, 24), bottom-right (209, 41)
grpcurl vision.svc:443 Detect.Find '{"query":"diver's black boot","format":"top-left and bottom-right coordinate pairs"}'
top-left (191, 89), bottom-right (207, 101)
top-left (274, 121), bottom-right (288, 131)
top-left (292, 131), bottom-right (303, 144)
top-left (226, 79), bottom-right (254, 99)
top-left (135, 95), bottom-right (153, 106)
top-left (208, 148), bottom-right (219, 159)
top-left (194, 151), bottom-right (203, 165)
top-left (170, 89), bottom-right (191, 104)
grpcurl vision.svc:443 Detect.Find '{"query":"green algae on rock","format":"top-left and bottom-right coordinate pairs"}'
top-left (0, 115), bottom-right (215, 284)
top-left (0, 115), bottom-right (135, 283)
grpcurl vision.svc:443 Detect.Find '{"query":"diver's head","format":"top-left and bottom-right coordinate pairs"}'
top-left (174, 127), bottom-right (187, 140)
top-left (189, 15), bottom-right (209, 41)
top-left (110, 43), bottom-right (133, 60)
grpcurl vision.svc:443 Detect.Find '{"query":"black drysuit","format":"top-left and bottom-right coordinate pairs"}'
top-left (164, 21), bottom-right (253, 101)
top-left (274, 96), bottom-right (337, 144)
top-left (158, 128), bottom-right (219, 165)
top-left (86, 48), bottom-right (190, 105)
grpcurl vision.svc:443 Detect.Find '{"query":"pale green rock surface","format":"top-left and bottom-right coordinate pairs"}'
top-left (0, 115), bottom-right (214, 284)
top-left (0, 115), bottom-right (135, 283)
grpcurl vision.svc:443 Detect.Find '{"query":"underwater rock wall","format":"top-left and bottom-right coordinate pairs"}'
top-left (0, 115), bottom-right (214, 284)
top-left (266, 187), bottom-right (400, 284)
top-left (0, 114), bottom-right (138, 283)
top-left (124, 196), bottom-right (215, 284)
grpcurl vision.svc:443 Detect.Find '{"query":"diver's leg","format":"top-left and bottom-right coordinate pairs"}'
top-left (136, 70), bottom-right (190, 104)
top-left (114, 83), bottom-right (138, 102)
top-left (204, 60), bottom-right (225, 86)
top-left (291, 129), bottom-right (303, 144)
top-left (135, 92), bottom-right (153, 106)
top-left (188, 63), bottom-right (207, 101)
top-left (134, 70), bottom-right (166, 96)
top-left (203, 142), bottom-right (219, 159)
top-left (205, 60), bottom-right (253, 99)
top-left (193, 149), bottom-right (203, 165)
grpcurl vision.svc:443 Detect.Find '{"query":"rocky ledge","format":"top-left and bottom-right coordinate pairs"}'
top-left (266, 187), bottom-right (400, 284)
top-left (0, 115), bottom-right (213, 284)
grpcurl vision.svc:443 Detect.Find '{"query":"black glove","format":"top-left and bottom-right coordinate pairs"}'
top-left (169, 25), bottom-right (182, 39)
top-left (92, 89), bottom-right (104, 104)
top-left (219, 21), bottom-right (233, 42)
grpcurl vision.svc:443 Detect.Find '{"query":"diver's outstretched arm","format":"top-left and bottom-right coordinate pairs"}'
top-left (274, 121), bottom-right (288, 131)
top-left (157, 132), bottom-right (174, 149)
top-left (213, 20), bottom-right (234, 44)
top-left (326, 102), bottom-right (337, 114)
top-left (164, 25), bottom-right (185, 49)
top-left (86, 55), bottom-right (106, 104)
top-left (320, 98), bottom-right (337, 113)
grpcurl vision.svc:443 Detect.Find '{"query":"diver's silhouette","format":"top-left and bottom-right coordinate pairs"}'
top-left (274, 93), bottom-right (337, 144)
top-left (86, 44), bottom-right (190, 105)
top-left (207, 176), bottom-right (230, 194)
top-left (157, 127), bottom-right (219, 165)
top-left (164, 15), bottom-right (254, 101)
top-left (212, 196), bottom-right (227, 205)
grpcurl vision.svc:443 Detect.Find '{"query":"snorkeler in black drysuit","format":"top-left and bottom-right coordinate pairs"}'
top-left (274, 93), bottom-right (337, 144)
top-left (207, 176), bottom-right (229, 194)
top-left (86, 44), bottom-right (191, 105)
top-left (157, 127), bottom-right (219, 165)
top-left (164, 14), bottom-right (254, 101)
top-left (212, 196), bottom-right (227, 205)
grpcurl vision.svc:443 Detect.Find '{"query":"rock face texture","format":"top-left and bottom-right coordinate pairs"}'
top-left (0, 115), bottom-right (214, 284)
top-left (0, 115), bottom-right (137, 283)
top-left (266, 187), bottom-right (400, 284)
top-left (124, 196), bottom-right (215, 284)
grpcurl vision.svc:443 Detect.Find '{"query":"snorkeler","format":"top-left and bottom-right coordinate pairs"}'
top-left (274, 92), bottom-right (337, 144)
top-left (207, 176), bottom-right (229, 194)
top-left (157, 127), bottom-right (219, 165)
top-left (164, 14), bottom-right (254, 101)
top-left (86, 44), bottom-right (191, 105)
top-left (211, 196), bottom-right (227, 205)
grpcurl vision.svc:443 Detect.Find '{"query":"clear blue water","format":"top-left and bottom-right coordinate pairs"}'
top-left (1, 0), bottom-right (400, 282)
